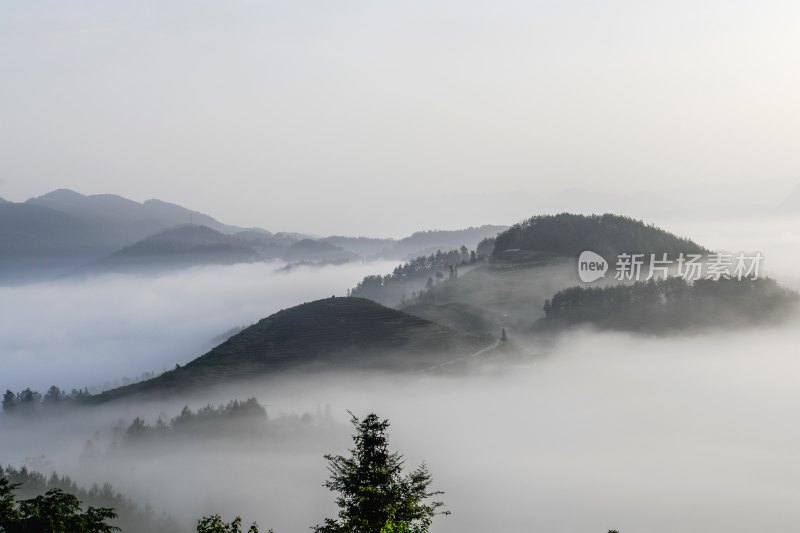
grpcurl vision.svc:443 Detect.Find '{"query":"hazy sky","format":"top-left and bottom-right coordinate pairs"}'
top-left (1, 1), bottom-right (799, 234)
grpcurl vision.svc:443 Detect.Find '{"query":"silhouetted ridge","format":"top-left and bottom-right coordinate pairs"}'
top-left (94, 297), bottom-right (491, 400)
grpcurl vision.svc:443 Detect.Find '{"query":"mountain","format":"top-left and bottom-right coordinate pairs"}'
top-left (1, 188), bottom-right (507, 283)
top-left (283, 239), bottom-right (357, 262)
top-left (27, 188), bottom-right (246, 239)
top-left (0, 201), bottom-right (124, 283)
top-left (319, 226), bottom-right (509, 260)
top-left (0, 189), bottom-right (268, 283)
top-left (81, 225), bottom-right (261, 274)
top-left (389, 225), bottom-right (507, 259)
top-left (319, 236), bottom-right (396, 258)
top-left (351, 214), bottom-right (715, 335)
top-left (94, 297), bottom-right (493, 401)
top-left (80, 226), bottom-right (358, 275)
top-left (397, 216), bottom-right (794, 337)
top-left (492, 213), bottom-right (706, 261)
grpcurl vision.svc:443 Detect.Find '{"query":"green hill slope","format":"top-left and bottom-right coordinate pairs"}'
top-left (94, 297), bottom-right (493, 401)
top-left (392, 214), bottom-right (711, 332)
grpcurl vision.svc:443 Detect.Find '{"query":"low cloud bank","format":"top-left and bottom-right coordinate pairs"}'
top-left (0, 261), bottom-right (397, 392)
top-left (1, 320), bottom-right (799, 532)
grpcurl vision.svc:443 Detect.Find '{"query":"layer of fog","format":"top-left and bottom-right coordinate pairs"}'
top-left (0, 260), bottom-right (398, 392)
top-left (2, 214), bottom-right (799, 532)
top-left (2, 319), bottom-right (800, 533)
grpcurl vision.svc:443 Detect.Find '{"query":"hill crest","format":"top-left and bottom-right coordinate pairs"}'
top-left (94, 297), bottom-right (493, 401)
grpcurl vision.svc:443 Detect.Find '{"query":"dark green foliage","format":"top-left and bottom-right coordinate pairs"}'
top-left (1, 466), bottom-right (181, 533)
top-left (314, 413), bottom-right (447, 533)
top-left (349, 248), bottom-right (481, 306)
top-left (196, 514), bottom-right (264, 533)
top-left (475, 237), bottom-right (495, 258)
top-left (0, 477), bottom-right (19, 522)
top-left (2, 390), bottom-right (16, 412)
top-left (14, 388), bottom-right (41, 415)
top-left (0, 475), bottom-right (119, 532)
top-left (43, 386), bottom-right (64, 405)
top-left (117, 398), bottom-right (271, 444)
top-left (539, 277), bottom-right (798, 332)
top-left (493, 213), bottom-right (706, 261)
top-left (1, 386), bottom-right (92, 416)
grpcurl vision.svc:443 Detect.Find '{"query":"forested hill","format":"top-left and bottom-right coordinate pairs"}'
top-left (535, 277), bottom-right (798, 333)
top-left (492, 213), bottom-right (706, 260)
top-left (93, 297), bottom-right (492, 401)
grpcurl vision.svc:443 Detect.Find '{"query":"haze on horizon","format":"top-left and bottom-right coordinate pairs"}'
top-left (1, 1), bottom-right (799, 235)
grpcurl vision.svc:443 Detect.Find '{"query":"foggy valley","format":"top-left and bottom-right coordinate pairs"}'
top-left (2, 212), bottom-right (800, 532)
top-left (4, 2), bottom-right (800, 532)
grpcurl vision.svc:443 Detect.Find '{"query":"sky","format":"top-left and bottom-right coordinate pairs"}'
top-left (1, 1), bottom-right (799, 235)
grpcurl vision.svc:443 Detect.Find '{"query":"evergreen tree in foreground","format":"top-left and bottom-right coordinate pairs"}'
top-left (0, 477), bottom-right (119, 532)
top-left (314, 412), bottom-right (447, 533)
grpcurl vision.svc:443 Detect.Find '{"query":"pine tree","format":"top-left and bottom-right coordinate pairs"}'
top-left (0, 479), bottom-right (119, 533)
top-left (313, 413), bottom-right (447, 533)
top-left (2, 390), bottom-right (16, 412)
top-left (44, 386), bottom-right (63, 405)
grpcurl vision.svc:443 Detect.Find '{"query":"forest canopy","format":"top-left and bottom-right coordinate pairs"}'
top-left (493, 213), bottom-right (706, 260)
top-left (539, 277), bottom-right (799, 333)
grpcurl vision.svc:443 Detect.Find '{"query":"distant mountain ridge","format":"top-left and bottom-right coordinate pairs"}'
top-left (27, 188), bottom-right (247, 236)
top-left (80, 225), bottom-right (355, 275)
top-left (80, 225), bottom-right (261, 274)
top-left (0, 188), bottom-right (508, 283)
top-left (0, 189), bottom-right (254, 283)
top-left (321, 226), bottom-right (508, 259)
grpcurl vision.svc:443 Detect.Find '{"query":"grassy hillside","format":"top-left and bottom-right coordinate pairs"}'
top-left (402, 301), bottom-right (505, 335)
top-left (94, 297), bottom-right (493, 401)
top-left (403, 257), bottom-right (578, 332)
